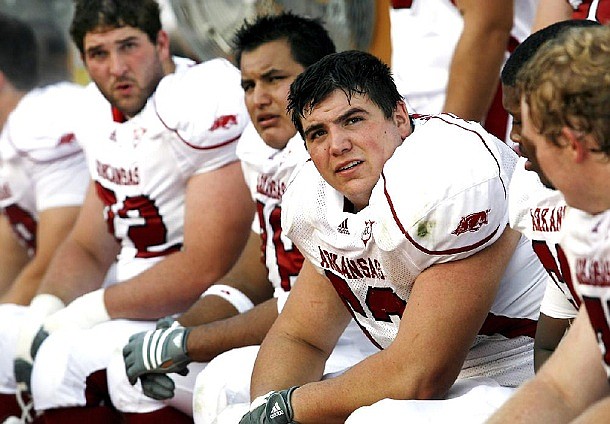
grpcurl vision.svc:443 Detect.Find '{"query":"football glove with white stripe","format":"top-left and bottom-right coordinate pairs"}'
top-left (123, 317), bottom-right (191, 386)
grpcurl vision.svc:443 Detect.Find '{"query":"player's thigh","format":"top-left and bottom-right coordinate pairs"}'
top-left (193, 345), bottom-right (260, 424)
top-left (31, 320), bottom-right (153, 410)
top-left (346, 377), bottom-right (515, 424)
top-left (108, 351), bottom-right (205, 416)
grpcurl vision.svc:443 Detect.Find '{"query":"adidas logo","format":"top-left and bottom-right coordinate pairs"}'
top-left (337, 218), bottom-right (349, 235)
top-left (269, 401), bottom-right (284, 419)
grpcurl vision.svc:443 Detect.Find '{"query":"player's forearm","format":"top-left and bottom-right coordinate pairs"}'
top-left (443, 28), bottom-right (510, 121)
top-left (0, 258), bottom-right (46, 305)
top-left (289, 346), bottom-right (455, 423)
top-left (0, 252), bottom-right (29, 299)
top-left (487, 376), bottom-right (579, 423)
top-left (0, 217), bottom-right (29, 295)
top-left (185, 298), bottom-right (279, 362)
top-left (38, 236), bottom-right (114, 303)
top-left (105, 248), bottom-right (241, 319)
top-left (250, 329), bottom-right (329, 400)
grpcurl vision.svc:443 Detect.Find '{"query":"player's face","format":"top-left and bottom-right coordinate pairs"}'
top-left (502, 85), bottom-right (523, 150)
top-left (303, 91), bottom-right (410, 211)
top-left (514, 93), bottom-right (555, 189)
top-left (82, 26), bottom-right (169, 118)
top-left (240, 40), bottom-right (304, 149)
top-left (521, 99), bottom-right (561, 191)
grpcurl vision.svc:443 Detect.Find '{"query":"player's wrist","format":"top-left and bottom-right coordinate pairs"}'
top-left (42, 288), bottom-right (110, 332)
top-left (201, 284), bottom-right (254, 314)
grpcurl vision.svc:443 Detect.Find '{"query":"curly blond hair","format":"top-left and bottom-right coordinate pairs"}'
top-left (518, 25), bottom-right (610, 154)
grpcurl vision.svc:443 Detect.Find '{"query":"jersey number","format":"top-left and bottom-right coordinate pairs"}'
top-left (324, 271), bottom-right (406, 322)
top-left (95, 182), bottom-right (178, 258)
top-left (257, 202), bottom-right (303, 291)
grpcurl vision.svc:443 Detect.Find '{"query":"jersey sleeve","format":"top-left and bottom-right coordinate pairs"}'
top-left (154, 58), bottom-right (250, 174)
top-left (1, 83), bottom-right (86, 162)
top-left (374, 116), bottom-right (513, 267)
top-left (33, 152), bottom-right (89, 211)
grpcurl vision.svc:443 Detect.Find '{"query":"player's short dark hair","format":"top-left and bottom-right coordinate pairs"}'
top-left (501, 19), bottom-right (600, 87)
top-left (0, 12), bottom-right (39, 90)
top-left (288, 50), bottom-right (402, 136)
top-left (232, 12), bottom-right (336, 69)
top-left (70, 0), bottom-right (162, 55)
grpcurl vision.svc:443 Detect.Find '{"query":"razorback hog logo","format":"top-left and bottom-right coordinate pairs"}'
top-left (58, 132), bottom-right (76, 145)
top-left (209, 115), bottom-right (238, 131)
top-left (452, 209), bottom-right (491, 236)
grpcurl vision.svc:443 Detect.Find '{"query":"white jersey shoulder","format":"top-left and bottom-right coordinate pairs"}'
top-left (0, 82), bottom-right (85, 161)
top-left (154, 58), bottom-right (247, 152)
top-left (376, 114), bottom-right (515, 264)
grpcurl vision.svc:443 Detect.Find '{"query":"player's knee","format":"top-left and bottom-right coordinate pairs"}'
top-left (107, 352), bottom-right (163, 413)
top-left (31, 331), bottom-right (82, 410)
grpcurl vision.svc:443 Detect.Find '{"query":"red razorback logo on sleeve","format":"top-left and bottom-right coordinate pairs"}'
top-left (58, 133), bottom-right (76, 145)
top-left (452, 209), bottom-right (491, 236)
top-left (209, 115), bottom-right (238, 131)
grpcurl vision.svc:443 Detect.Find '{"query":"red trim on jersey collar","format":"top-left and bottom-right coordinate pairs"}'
top-left (111, 106), bottom-right (127, 123)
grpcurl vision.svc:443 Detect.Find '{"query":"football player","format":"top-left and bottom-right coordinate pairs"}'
top-left (239, 50), bottom-right (547, 424)
top-left (488, 24), bottom-right (610, 424)
top-left (9, 1), bottom-right (253, 422)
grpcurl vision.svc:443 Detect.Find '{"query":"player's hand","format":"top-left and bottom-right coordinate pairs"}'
top-left (239, 387), bottom-right (298, 424)
top-left (139, 374), bottom-right (176, 400)
top-left (123, 317), bottom-right (192, 385)
top-left (14, 294), bottom-right (65, 393)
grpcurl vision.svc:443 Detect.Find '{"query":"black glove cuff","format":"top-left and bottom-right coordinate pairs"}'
top-left (265, 386), bottom-right (299, 424)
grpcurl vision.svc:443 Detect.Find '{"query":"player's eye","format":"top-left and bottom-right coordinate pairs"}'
top-left (241, 82), bottom-right (254, 92)
top-left (346, 116), bottom-right (363, 125)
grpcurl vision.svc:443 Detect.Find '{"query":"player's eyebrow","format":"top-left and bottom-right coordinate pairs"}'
top-left (303, 107), bottom-right (369, 139)
top-left (85, 35), bottom-right (139, 56)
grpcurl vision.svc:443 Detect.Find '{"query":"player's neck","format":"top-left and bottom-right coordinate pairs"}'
top-left (162, 58), bottom-right (176, 76)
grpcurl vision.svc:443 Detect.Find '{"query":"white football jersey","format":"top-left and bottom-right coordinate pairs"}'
top-left (283, 114), bottom-right (545, 352)
top-left (509, 159), bottom-right (579, 319)
top-left (75, 58), bottom-right (249, 282)
top-left (0, 82), bottom-right (89, 254)
top-left (239, 124), bottom-right (309, 295)
top-left (561, 208), bottom-right (610, 378)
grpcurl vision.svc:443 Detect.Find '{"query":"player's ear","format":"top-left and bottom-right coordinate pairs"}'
top-left (155, 30), bottom-right (171, 61)
top-left (561, 127), bottom-right (589, 163)
top-left (393, 100), bottom-right (411, 139)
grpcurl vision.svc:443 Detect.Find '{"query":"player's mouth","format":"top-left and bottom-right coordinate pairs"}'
top-left (114, 82), bottom-right (134, 96)
top-left (336, 160), bottom-right (363, 174)
top-left (518, 146), bottom-right (535, 171)
top-left (257, 114), bottom-right (279, 128)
